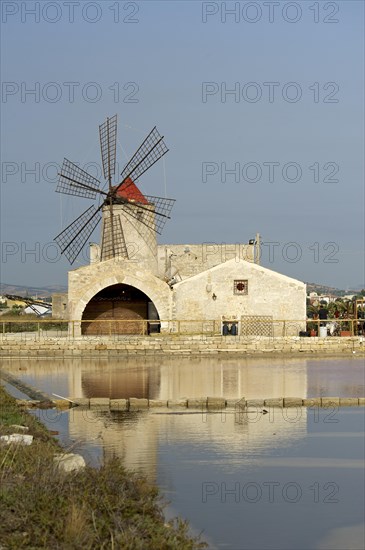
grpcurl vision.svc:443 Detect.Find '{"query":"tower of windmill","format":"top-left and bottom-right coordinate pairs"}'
top-left (54, 114), bottom-right (175, 275)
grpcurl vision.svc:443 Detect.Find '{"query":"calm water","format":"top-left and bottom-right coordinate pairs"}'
top-left (2, 356), bottom-right (365, 401)
top-left (2, 356), bottom-right (365, 549)
top-left (30, 404), bottom-right (365, 550)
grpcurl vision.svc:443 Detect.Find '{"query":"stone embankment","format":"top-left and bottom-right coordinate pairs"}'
top-left (1, 335), bottom-right (364, 357)
top-left (39, 396), bottom-right (365, 411)
top-left (0, 369), bottom-right (54, 402)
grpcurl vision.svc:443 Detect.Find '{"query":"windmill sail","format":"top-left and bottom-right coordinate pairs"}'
top-left (53, 115), bottom-right (174, 265)
top-left (144, 196), bottom-right (175, 233)
top-left (56, 158), bottom-right (102, 199)
top-left (99, 114), bottom-right (117, 183)
top-left (100, 215), bottom-right (128, 261)
top-left (116, 127), bottom-right (168, 191)
top-left (54, 205), bottom-right (102, 265)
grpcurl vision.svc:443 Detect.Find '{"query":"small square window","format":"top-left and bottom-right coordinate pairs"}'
top-left (234, 279), bottom-right (248, 295)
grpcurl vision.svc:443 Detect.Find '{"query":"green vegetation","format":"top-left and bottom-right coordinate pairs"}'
top-left (306, 297), bottom-right (364, 319)
top-left (0, 313), bottom-right (68, 333)
top-left (0, 386), bottom-right (206, 549)
top-left (0, 392), bottom-right (24, 426)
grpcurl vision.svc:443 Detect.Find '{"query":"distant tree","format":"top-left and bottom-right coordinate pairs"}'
top-left (307, 304), bottom-right (319, 318)
top-left (334, 299), bottom-right (353, 317)
top-left (327, 302), bottom-right (338, 318)
top-left (8, 306), bottom-right (21, 317)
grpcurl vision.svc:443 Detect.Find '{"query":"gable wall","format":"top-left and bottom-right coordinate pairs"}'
top-left (172, 260), bottom-right (306, 335)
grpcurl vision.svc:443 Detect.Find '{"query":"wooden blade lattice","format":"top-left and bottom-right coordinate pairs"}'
top-left (144, 196), bottom-right (175, 234)
top-left (54, 204), bottom-right (102, 265)
top-left (99, 115), bottom-right (117, 182)
top-left (100, 215), bottom-right (128, 261)
top-left (56, 158), bottom-right (101, 199)
top-left (117, 127), bottom-right (168, 190)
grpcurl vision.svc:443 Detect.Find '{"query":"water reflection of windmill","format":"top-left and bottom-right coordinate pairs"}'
top-left (54, 115), bottom-right (175, 264)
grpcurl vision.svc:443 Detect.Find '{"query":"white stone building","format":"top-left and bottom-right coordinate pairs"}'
top-left (54, 203), bottom-right (306, 336)
top-left (51, 116), bottom-right (306, 337)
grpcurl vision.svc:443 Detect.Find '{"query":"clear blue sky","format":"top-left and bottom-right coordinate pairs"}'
top-left (1, 1), bottom-right (364, 289)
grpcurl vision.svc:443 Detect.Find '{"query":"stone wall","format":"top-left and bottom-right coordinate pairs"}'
top-left (51, 293), bottom-right (68, 319)
top-left (1, 335), bottom-right (363, 357)
top-left (159, 243), bottom-right (255, 280)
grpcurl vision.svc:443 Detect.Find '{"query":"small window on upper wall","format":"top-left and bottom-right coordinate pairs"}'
top-left (234, 280), bottom-right (248, 295)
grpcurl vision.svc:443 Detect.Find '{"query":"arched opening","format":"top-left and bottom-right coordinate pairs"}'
top-left (81, 366), bottom-right (161, 399)
top-left (81, 283), bottom-right (160, 335)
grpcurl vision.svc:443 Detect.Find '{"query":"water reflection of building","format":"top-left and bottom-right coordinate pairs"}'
top-left (156, 358), bottom-right (308, 401)
top-left (5, 357), bottom-right (309, 479)
top-left (6, 356), bottom-right (362, 481)
top-left (73, 357), bottom-right (309, 401)
top-left (4, 356), bottom-right (308, 401)
top-left (68, 407), bottom-right (159, 480)
top-left (64, 357), bottom-right (309, 479)
top-left (67, 406), bottom-right (307, 481)
top-left (80, 364), bottom-right (161, 399)
top-left (7, 356), bottom-right (362, 401)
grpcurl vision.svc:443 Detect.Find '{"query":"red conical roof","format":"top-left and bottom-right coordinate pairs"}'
top-left (115, 178), bottom-right (149, 204)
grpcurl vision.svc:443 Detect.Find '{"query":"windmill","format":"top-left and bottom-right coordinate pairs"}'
top-left (54, 115), bottom-right (175, 265)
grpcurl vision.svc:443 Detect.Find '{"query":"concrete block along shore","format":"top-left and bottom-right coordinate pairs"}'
top-left (22, 396), bottom-right (365, 411)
